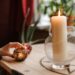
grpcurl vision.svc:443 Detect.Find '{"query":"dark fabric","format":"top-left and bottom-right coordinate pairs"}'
top-left (0, 55), bottom-right (2, 60)
top-left (0, 0), bottom-right (23, 47)
top-left (0, 0), bottom-right (34, 47)
top-left (26, 0), bottom-right (34, 25)
top-left (22, 0), bottom-right (34, 41)
top-left (12, 69), bottom-right (23, 75)
top-left (0, 66), bottom-right (10, 75)
top-left (22, 0), bottom-right (34, 26)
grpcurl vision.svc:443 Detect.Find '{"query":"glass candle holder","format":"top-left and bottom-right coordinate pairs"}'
top-left (44, 34), bottom-right (75, 69)
top-left (40, 26), bottom-right (75, 75)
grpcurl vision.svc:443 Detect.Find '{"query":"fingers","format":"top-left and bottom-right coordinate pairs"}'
top-left (2, 52), bottom-right (13, 57)
top-left (8, 42), bottom-right (25, 49)
top-left (0, 42), bottom-right (26, 57)
top-left (23, 43), bottom-right (32, 50)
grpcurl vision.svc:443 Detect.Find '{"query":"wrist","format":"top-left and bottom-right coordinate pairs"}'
top-left (0, 48), bottom-right (2, 60)
top-left (0, 48), bottom-right (2, 55)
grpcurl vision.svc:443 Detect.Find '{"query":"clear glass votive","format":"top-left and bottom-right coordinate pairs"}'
top-left (44, 34), bottom-right (75, 69)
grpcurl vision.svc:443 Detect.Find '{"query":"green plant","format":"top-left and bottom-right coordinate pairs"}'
top-left (21, 20), bottom-right (39, 44)
top-left (21, 8), bottom-right (35, 43)
top-left (40, 0), bottom-right (74, 16)
top-left (21, 8), bottom-right (40, 44)
top-left (61, 0), bottom-right (74, 16)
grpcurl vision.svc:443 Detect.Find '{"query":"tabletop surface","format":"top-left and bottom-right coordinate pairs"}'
top-left (0, 43), bottom-right (75, 75)
top-left (0, 26), bottom-right (75, 75)
top-left (0, 44), bottom-right (51, 75)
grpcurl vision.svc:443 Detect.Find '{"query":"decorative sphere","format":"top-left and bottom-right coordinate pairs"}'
top-left (13, 48), bottom-right (27, 62)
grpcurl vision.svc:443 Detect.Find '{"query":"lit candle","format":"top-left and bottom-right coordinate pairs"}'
top-left (51, 10), bottom-right (67, 62)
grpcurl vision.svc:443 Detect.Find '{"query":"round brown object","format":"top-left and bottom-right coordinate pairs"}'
top-left (13, 48), bottom-right (27, 62)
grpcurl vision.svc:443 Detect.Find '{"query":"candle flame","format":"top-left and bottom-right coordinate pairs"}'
top-left (58, 10), bottom-right (60, 16)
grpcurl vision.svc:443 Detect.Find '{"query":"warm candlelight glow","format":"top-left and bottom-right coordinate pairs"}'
top-left (58, 10), bottom-right (60, 16)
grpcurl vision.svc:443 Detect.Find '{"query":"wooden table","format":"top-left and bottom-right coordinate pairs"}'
top-left (0, 43), bottom-right (75, 75)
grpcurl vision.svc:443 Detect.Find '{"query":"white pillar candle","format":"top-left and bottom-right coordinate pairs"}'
top-left (51, 11), bottom-right (67, 62)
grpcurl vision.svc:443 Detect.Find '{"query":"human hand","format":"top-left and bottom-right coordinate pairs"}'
top-left (12, 43), bottom-right (32, 61)
top-left (0, 42), bottom-right (25, 57)
top-left (23, 43), bottom-right (32, 54)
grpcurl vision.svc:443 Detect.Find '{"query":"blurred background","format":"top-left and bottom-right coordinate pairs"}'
top-left (0, 0), bottom-right (75, 74)
top-left (0, 0), bottom-right (75, 46)
top-left (25, 0), bottom-right (75, 44)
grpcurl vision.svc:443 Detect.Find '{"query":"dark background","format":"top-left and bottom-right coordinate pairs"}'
top-left (0, 0), bottom-right (23, 47)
